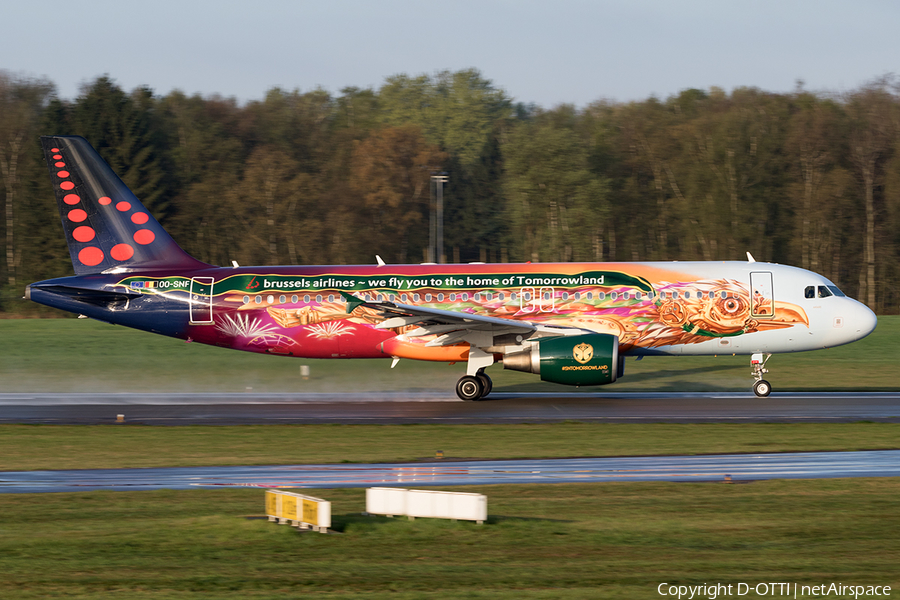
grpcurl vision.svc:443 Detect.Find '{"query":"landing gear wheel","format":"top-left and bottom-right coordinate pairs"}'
top-left (753, 379), bottom-right (772, 397)
top-left (456, 375), bottom-right (485, 401)
top-left (476, 372), bottom-right (493, 398)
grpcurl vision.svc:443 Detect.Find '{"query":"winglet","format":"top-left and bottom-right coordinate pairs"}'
top-left (746, 252), bottom-right (756, 263)
top-left (340, 291), bottom-right (366, 313)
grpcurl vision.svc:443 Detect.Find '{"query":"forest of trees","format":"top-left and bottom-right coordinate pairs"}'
top-left (2, 69), bottom-right (900, 315)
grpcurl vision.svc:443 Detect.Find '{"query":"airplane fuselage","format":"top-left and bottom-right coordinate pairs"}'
top-left (28, 260), bottom-right (875, 362)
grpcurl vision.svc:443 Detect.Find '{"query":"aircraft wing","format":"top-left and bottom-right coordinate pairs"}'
top-left (341, 292), bottom-right (583, 348)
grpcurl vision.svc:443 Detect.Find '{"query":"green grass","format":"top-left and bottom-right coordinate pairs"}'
top-left (1, 423), bottom-right (898, 471)
top-left (0, 480), bottom-right (897, 599)
top-left (0, 317), bottom-right (898, 393)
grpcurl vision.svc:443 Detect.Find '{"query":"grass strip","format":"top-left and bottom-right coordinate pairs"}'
top-left (1, 423), bottom-right (898, 471)
top-left (0, 480), bottom-right (897, 598)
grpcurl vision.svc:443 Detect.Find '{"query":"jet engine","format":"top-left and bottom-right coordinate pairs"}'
top-left (502, 333), bottom-right (622, 386)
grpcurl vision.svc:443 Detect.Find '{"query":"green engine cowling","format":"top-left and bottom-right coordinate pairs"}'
top-left (502, 333), bottom-right (621, 386)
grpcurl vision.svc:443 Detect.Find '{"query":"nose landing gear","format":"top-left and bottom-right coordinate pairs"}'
top-left (751, 353), bottom-right (772, 397)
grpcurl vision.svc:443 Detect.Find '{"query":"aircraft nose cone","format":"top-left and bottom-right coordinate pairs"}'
top-left (852, 302), bottom-right (878, 340)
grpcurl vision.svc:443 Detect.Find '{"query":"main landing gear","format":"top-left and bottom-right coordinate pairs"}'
top-left (456, 370), bottom-right (493, 401)
top-left (751, 353), bottom-right (772, 397)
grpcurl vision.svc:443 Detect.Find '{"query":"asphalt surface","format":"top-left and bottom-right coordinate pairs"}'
top-left (2, 450), bottom-right (898, 493)
top-left (1, 391), bottom-right (899, 423)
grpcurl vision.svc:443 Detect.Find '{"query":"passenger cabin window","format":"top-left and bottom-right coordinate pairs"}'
top-left (818, 286), bottom-right (833, 298)
top-left (449, 293), bottom-right (456, 301)
top-left (720, 291), bottom-right (727, 299)
top-left (401, 294), bottom-right (408, 302)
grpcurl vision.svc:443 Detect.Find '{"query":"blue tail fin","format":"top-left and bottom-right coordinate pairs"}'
top-left (41, 135), bottom-right (211, 274)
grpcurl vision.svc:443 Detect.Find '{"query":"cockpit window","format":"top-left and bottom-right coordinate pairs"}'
top-left (827, 285), bottom-right (846, 297)
top-left (817, 286), bottom-right (833, 298)
top-left (804, 286), bottom-right (815, 299)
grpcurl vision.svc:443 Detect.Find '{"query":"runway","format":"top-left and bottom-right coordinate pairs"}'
top-left (2, 450), bottom-right (898, 493)
top-left (1, 391), bottom-right (899, 423)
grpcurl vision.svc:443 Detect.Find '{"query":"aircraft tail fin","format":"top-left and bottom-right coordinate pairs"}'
top-left (41, 135), bottom-right (211, 274)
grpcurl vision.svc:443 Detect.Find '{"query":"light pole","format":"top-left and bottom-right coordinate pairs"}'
top-left (431, 173), bottom-right (448, 263)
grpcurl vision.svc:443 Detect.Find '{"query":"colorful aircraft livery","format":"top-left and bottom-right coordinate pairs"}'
top-left (27, 136), bottom-right (878, 400)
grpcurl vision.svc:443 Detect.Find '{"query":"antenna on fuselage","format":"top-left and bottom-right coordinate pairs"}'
top-left (746, 252), bottom-right (756, 263)
top-left (376, 255), bottom-right (386, 267)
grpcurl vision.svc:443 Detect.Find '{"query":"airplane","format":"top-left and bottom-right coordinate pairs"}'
top-left (26, 136), bottom-right (878, 400)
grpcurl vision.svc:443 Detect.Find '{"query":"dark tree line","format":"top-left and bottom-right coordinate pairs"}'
top-left (2, 70), bottom-right (900, 314)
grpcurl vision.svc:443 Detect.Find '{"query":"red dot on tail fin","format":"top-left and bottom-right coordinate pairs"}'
top-left (72, 226), bottom-right (95, 242)
top-left (55, 162), bottom-right (66, 168)
top-left (63, 194), bottom-right (80, 205)
top-left (131, 213), bottom-right (149, 224)
top-left (134, 229), bottom-right (155, 245)
top-left (116, 201), bottom-right (131, 212)
top-left (57, 171), bottom-right (70, 178)
top-left (111, 244), bottom-right (135, 261)
top-left (53, 154), bottom-right (62, 159)
top-left (60, 181), bottom-right (74, 190)
top-left (98, 197), bottom-right (112, 205)
top-left (68, 209), bottom-right (87, 223)
top-left (51, 147), bottom-right (59, 152)
top-left (78, 247), bottom-right (104, 266)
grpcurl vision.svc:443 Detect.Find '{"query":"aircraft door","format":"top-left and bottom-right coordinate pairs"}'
top-left (190, 277), bottom-right (214, 324)
top-left (750, 272), bottom-right (774, 319)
